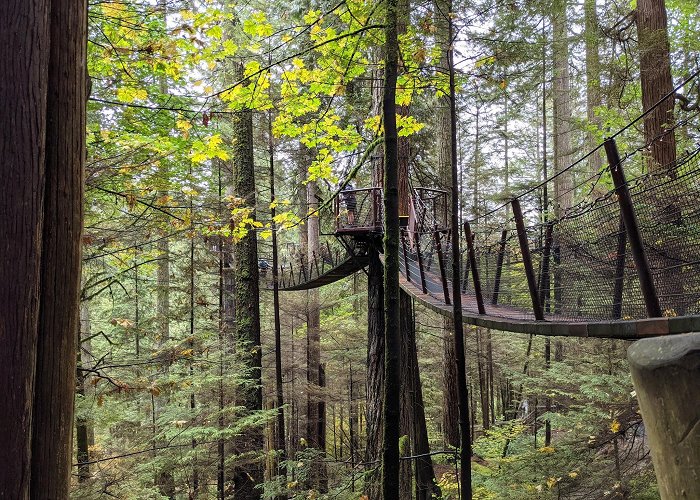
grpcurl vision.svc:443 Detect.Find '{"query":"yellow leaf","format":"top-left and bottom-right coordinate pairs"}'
top-left (610, 419), bottom-right (621, 433)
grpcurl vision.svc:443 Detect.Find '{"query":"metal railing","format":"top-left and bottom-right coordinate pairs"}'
top-left (334, 187), bottom-right (383, 233)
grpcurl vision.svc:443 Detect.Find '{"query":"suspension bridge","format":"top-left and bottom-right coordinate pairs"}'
top-left (267, 76), bottom-right (700, 342)
top-left (269, 141), bottom-right (700, 339)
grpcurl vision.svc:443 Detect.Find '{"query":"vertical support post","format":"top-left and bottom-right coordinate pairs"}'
top-left (401, 229), bottom-right (411, 282)
top-left (464, 222), bottom-right (486, 314)
top-left (604, 138), bottom-right (662, 318)
top-left (461, 255), bottom-right (471, 293)
top-left (511, 198), bottom-right (545, 320)
top-left (538, 222), bottom-right (553, 312)
top-left (612, 215), bottom-right (627, 319)
top-left (434, 230), bottom-right (451, 305)
top-left (492, 229), bottom-right (508, 305)
top-left (415, 232), bottom-right (428, 294)
top-left (628, 333), bottom-right (700, 500)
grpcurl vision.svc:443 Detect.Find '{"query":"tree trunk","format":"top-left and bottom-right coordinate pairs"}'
top-left (637, 0), bottom-right (676, 172)
top-left (434, 0), bottom-right (460, 450)
top-left (231, 62), bottom-right (264, 500)
top-left (382, 0), bottom-right (401, 494)
top-left (31, 1), bottom-right (86, 498)
top-left (584, 0), bottom-right (603, 176)
top-left (552, 0), bottom-right (573, 215)
top-left (0, 0), bottom-right (49, 483)
top-left (268, 111), bottom-right (287, 498)
top-left (76, 303), bottom-right (93, 482)
top-left (306, 178), bottom-right (326, 491)
top-left (401, 291), bottom-right (441, 499)
top-left (364, 247), bottom-right (385, 499)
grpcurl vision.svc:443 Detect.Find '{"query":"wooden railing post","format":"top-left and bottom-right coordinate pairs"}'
top-left (401, 229), bottom-right (411, 283)
top-left (434, 230), bottom-right (451, 305)
top-left (511, 198), bottom-right (545, 320)
top-left (604, 138), bottom-right (662, 317)
top-left (492, 229), bottom-right (508, 305)
top-left (464, 222), bottom-right (485, 314)
top-left (300, 259), bottom-right (307, 283)
top-left (612, 215), bottom-right (627, 319)
top-left (415, 232), bottom-right (428, 294)
top-left (628, 333), bottom-right (700, 499)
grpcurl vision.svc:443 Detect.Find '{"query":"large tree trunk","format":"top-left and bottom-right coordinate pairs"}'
top-left (584, 0), bottom-right (603, 176)
top-left (400, 291), bottom-right (441, 499)
top-left (434, 0), bottom-right (460, 449)
top-left (637, 0), bottom-right (676, 172)
top-left (364, 247), bottom-right (385, 499)
top-left (399, 293), bottom-right (414, 500)
top-left (382, 0), bottom-right (401, 494)
top-left (549, 0), bottom-right (572, 443)
top-left (31, 1), bottom-right (86, 498)
top-left (231, 62), bottom-right (264, 499)
top-left (268, 112), bottom-right (287, 498)
top-left (552, 0), bottom-right (573, 215)
top-left (306, 178), bottom-right (326, 490)
top-left (0, 4), bottom-right (49, 497)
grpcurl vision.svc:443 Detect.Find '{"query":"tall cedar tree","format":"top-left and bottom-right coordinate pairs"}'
top-left (637, 0), bottom-right (676, 171)
top-left (231, 61), bottom-right (264, 499)
top-left (1, 2), bottom-right (85, 497)
top-left (447, 1), bottom-right (474, 496)
top-left (382, 0), bottom-right (401, 496)
top-left (31, 1), bottom-right (87, 498)
top-left (0, 3), bottom-right (50, 496)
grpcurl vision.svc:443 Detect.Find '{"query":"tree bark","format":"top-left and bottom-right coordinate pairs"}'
top-left (400, 291), bottom-right (441, 499)
top-left (364, 247), bottom-right (385, 499)
top-left (76, 303), bottom-right (93, 482)
top-left (268, 111), bottom-right (287, 498)
top-left (382, 0), bottom-right (401, 494)
top-left (636, 0), bottom-right (676, 172)
top-left (31, 1), bottom-right (86, 498)
top-left (584, 0), bottom-right (603, 176)
top-left (231, 62), bottom-right (264, 500)
top-left (0, 3), bottom-right (50, 497)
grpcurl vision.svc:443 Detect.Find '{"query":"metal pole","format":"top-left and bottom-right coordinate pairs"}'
top-left (434, 231), bottom-right (451, 305)
top-left (492, 229), bottom-right (508, 305)
top-left (415, 232), bottom-right (428, 294)
top-left (511, 198), bottom-right (545, 320)
top-left (604, 138), bottom-right (662, 318)
top-left (401, 229), bottom-right (411, 282)
top-left (538, 222), bottom-right (553, 312)
top-left (612, 215), bottom-right (626, 319)
top-left (464, 222), bottom-right (485, 314)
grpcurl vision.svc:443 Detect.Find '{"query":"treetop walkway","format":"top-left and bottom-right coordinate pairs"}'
top-left (268, 73), bottom-right (700, 341)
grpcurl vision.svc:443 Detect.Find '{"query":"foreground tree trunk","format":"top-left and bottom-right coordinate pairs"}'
top-left (0, 4), bottom-right (50, 497)
top-left (231, 62), bottom-right (264, 499)
top-left (31, 1), bottom-right (87, 498)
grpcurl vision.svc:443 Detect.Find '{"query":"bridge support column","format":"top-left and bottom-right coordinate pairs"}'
top-left (628, 332), bottom-right (700, 499)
